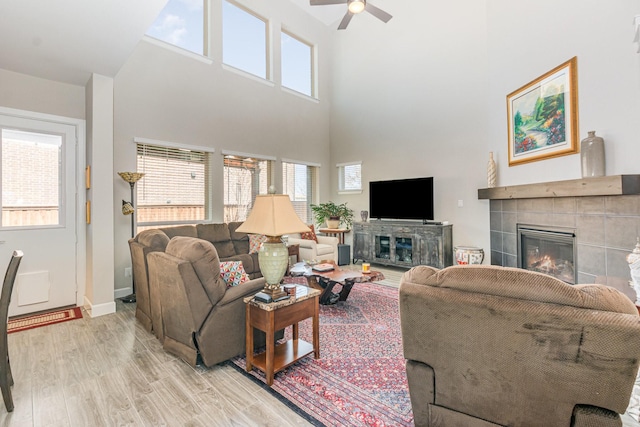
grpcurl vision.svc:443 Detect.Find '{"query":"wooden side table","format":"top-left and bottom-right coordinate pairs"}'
top-left (318, 228), bottom-right (350, 245)
top-left (245, 285), bottom-right (320, 385)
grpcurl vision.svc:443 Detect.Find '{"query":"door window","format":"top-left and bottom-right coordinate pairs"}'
top-left (1, 129), bottom-right (62, 228)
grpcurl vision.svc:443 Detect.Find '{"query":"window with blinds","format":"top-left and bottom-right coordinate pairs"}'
top-left (282, 161), bottom-right (317, 225)
top-left (223, 154), bottom-right (272, 222)
top-left (338, 161), bottom-right (362, 192)
top-left (136, 143), bottom-right (210, 227)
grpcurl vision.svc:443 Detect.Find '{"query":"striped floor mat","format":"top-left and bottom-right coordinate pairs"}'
top-left (8, 306), bottom-right (83, 333)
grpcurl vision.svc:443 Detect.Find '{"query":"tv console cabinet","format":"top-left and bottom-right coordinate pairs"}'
top-left (353, 221), bottom-right (453, 269)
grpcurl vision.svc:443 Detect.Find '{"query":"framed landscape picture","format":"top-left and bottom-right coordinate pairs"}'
top-left (507, 57), bottom-right (578, 166)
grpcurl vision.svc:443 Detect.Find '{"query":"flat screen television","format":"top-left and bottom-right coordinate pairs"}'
top-left (369, 177), bottom-right (434, 221)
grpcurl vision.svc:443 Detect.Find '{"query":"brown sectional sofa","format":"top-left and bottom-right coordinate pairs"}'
top-left (128, 221), bottom-right (261, 337)
top-left (147, 236), bottom-right (276, 367)
top-left (399, 264), bottom-right (640, 427)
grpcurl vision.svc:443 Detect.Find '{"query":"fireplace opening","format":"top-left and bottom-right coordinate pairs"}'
top-left (517, 224), bottom-right (577, 284)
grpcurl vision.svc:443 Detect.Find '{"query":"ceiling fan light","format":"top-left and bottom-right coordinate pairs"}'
top-left (348, 0), bottom-right (365, 14)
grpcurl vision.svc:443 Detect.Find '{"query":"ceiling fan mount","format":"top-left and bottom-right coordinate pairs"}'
top-left (310, 0), bottom-right (392, 30)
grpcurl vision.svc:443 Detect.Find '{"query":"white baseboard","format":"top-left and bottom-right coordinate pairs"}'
top-left (114, 287), bottom-right (133, 299)
top-left (83, 296), bottom-right (116, 318)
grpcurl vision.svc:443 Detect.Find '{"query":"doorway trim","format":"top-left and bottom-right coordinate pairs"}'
top-left (0, 106), bottom-right (86, 309)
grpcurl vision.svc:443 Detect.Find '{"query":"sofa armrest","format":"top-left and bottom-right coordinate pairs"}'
top-left (218, 277), bottom-right (266, 306)
top-left (287, 237), bottom-right (317, 250)
top-left (316, 235), bottom-right (339, 246)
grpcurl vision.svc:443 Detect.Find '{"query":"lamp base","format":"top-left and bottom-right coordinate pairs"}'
top-left (261, 286), bottom-right (288, 300)
top-left (120, 293), bottom-right (136, 303)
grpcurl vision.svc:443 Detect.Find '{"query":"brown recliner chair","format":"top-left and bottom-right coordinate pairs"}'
top-left (399, 264), bottom-right (640, 427)
top-left (147, 236), bottom-right (280, 367)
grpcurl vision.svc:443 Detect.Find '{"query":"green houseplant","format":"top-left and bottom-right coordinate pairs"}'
top-left (310, 202), bottom-right (354, 230)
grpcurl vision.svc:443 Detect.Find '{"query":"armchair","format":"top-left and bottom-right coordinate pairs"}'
top-left (147, 236), bottom-right (281, 367)
top-left (287, 233), bottom-right (338, 262)
top-left (399, 264), bottom-right (640, 427)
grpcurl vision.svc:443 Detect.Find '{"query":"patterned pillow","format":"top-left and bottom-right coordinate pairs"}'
top-left (249, 234), bottom-right (267, 254)
top-left (300, 224), bottom-right (318, 242)
top-left (219, 261), bottom-right (250, 287)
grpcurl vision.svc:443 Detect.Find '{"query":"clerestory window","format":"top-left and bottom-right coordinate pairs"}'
top-left (146, 0), bottom-right (206, 55)
top-left (281, 30), bottom-right (314, 97)
top-left (222, 0), bottom-right (268, 79)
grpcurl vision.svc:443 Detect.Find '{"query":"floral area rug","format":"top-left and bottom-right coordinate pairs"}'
top-left (229, 279), bottom-right (413, 427)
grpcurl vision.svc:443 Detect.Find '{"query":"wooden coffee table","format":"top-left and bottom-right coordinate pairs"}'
top-left (244, 285), bottom-right (320, 386)
top-left (297, 261), bottom-right (385, 305)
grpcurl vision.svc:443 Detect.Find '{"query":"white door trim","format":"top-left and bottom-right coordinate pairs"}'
top-left (0, 106), bottom-right (86, 309)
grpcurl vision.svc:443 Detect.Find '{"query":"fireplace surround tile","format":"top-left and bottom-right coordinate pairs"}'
top-left (576, 215), bottom-right (605, 245)
top-left (577, 197), bottom-right (605, 214)
top-left (577, 245), bottom-right (606, 276)
top-left (553, 197), bottom-right (577, 214)
top-left (489, 194), bottom-right (640, 282)
top-left (605, 195), bottom-right (640, 215)
top-left (605, 216), bottom-right (639, 249)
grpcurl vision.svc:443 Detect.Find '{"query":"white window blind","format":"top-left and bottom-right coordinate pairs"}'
top-left (282, 161), bottom-right (317, 225)
top-left (223, 154), bottom-right (272, 222)
top-left (136, 143), bottom-right (210, 226)
top-left (338, 162), bottom-right (362, 192)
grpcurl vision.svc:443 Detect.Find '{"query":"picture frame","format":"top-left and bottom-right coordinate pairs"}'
top-left (507, 57), bottom-right (578, 166)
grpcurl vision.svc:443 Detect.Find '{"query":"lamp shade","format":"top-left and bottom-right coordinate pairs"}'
top-left (348, 0), bottom-right (365, 14)
top-left (236, 194), bottom-right (311, 237)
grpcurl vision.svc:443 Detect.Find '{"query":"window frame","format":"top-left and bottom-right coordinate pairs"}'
top-left (144, 0), bottom-right (208, 57)
top-left (337, 161), bottom-right (362, 194)
top-left (133, 137), bottom-right (214, 231)
top-left (280, 28), bottom-right (315, 98)
top-left (222, 150), bottom-right (275, 223)
top-left (222, 0), bottom-right (270, 81)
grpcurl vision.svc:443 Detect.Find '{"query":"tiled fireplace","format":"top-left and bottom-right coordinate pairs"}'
top-left (482, 175), bottom-right (640, 284)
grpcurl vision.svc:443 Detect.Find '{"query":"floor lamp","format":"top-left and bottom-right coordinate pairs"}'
top-left (118, 172), bottom-right (145, 304)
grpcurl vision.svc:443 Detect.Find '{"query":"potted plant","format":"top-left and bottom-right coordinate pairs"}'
top-left (311, 202), bottom-right (354, 230)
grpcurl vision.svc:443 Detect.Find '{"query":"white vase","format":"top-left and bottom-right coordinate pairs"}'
top-left (487, 152), bottom-right (497, 188)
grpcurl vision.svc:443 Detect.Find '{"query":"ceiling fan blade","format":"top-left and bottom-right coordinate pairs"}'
top-left (310, 0), bottom-right (347, 5)
top-left (337, 12), bottom-right (354, 30)
top-left (365, 2), bottom-right (392, 23)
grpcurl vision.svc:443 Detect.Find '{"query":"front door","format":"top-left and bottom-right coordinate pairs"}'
top-left (0, 113), bottom-right (78, 317)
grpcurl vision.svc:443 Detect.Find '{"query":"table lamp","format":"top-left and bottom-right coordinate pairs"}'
top-left (236, 192), bottom-right (310, 299)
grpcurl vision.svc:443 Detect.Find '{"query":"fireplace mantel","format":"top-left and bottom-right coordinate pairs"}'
top-left (478, 174), bottom-right (640, 200)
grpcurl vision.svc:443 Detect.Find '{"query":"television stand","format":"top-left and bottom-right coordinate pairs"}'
top-left (353, 221), bottom-right (453, 268)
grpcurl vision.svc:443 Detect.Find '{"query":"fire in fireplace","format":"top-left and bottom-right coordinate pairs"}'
top-left (517, 224), bottom-right (577, 284)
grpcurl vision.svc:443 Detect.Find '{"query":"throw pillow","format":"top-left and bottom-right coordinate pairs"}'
top-left (300, 224), bottom-right (318, 242)
top-left (219, 261), bottom-right (250, 287)
top-left (249, 234), bottom-right (267, 254)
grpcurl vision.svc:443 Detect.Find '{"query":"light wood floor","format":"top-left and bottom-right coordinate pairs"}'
top-left (0, 263), bottom-right (637, 427)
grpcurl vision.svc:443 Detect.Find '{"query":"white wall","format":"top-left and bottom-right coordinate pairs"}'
top-left (487, 0), bottom-right (640, 185)
top-left (329, 0), bottom-right (640, 260)
top-left (329, 0), bottom-right (491, 254)
top-left (112, 0), bottom-right (334, 291)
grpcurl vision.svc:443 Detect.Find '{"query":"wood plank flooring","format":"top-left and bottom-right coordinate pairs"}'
top-left (0, 263), bottom-right (638, 426)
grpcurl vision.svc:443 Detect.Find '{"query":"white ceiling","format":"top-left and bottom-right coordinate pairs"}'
top-left (0, 0), bottom-right (169, 86)
top-left (0, 0), bottom-right (391, 87)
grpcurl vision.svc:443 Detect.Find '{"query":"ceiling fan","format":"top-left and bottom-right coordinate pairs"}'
top-left (310, 0), bottom-right (392, 30)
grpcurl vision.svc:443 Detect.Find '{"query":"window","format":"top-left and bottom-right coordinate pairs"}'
top-left (1, 129), bottom-right (61, 226)
top-left (338, 162), bottom-right (362, 193)
top-left (223, 154), bottom-right (273, 222)
top-left (223, 0), bottom-right (268, 79)
top-left (146, 0), bottom-right (205, 55)
top-left (282, 161), bottom-right (318, 224)
top-left (136, 142), bottom-right (211, 229)
top-left (281, 30), bottom-right (313, 97)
